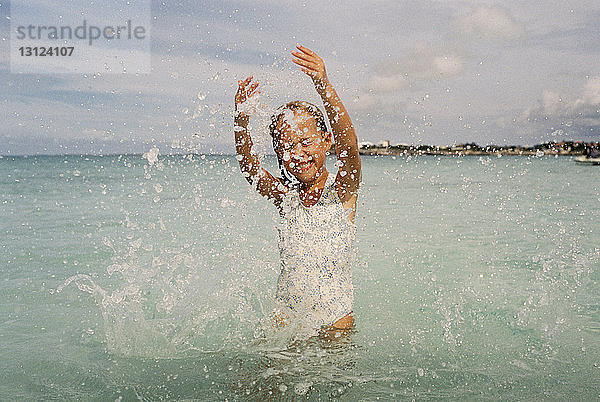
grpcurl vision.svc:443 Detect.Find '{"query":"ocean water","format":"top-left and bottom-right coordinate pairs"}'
top-left (1, 153), bottom-right (599, 400)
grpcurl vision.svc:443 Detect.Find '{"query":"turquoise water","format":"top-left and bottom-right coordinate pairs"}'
top-left (1, 153), bottom-right (599, 400)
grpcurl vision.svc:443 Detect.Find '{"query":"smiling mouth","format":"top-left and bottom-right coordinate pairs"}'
top-left (296, 160), bottom-right (313, 172)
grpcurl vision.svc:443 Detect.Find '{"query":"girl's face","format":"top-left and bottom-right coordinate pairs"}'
top-left (274, 109), bottom-right (331, 183)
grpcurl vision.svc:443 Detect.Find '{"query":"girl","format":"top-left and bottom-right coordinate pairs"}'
top-left (234, 44), bottom-right (362, 339)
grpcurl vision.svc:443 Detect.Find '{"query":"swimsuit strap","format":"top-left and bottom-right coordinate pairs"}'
top-left (318, 171), bottom-right (336, 205)
top-left (326, 170), bottom-right (335, 187)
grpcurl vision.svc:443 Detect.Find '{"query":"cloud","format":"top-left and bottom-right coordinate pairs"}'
top-left (351, 93), bottom-right (380, 111)
top-left (367, 75), bottom-right (410, 93)
top-left (360, 6), bottom-right (523, 98)
top-left (522, 76), bottom-right (600, 125)
top-left (454, 6), bottom-right (525, 40)
top-left (574, 77), bottom-right (600, 117)
top-left (354, 5), bottom-right (526, 116)
top-left (366, 43), bottom-right (465, 94)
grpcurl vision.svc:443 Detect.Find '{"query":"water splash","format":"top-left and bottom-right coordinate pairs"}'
top-left (53, 153), bottom-right (331, 357)
top-left (142, 147), bottom-right (160, 167)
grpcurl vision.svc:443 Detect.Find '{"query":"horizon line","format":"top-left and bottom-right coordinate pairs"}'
top-left (2, 139), bottom-right (598, 157)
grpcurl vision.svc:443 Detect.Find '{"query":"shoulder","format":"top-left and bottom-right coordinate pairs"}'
top-left (332, 170), bottom-right (359, 200)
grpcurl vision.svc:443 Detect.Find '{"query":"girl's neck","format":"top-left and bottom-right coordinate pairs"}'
top-left (298, 169), bottom-right (329, 205)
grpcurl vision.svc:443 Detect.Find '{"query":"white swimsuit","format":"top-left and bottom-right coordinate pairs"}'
top-left (275, 171), bottom-right (356, 330)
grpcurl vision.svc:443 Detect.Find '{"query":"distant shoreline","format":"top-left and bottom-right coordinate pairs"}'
top-left (357, 141), bottom-right (597, 156)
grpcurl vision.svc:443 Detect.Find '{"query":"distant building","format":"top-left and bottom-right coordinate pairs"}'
top-left (377, 140), bottom-right (390, 147)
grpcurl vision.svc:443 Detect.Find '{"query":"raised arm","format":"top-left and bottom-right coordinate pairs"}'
top-left (234, 76), bottom-right (289, 211)
top-left (291, 45), bottom-right (362, 204)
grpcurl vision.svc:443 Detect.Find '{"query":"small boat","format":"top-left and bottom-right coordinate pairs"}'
top-left (575, 155), bottom-right (600, 165)
top-left (575, 146), bottom-right (600, 165)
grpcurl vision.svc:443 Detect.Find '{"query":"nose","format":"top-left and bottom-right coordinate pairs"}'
top-left (290, 143), bottom-right (307, 157)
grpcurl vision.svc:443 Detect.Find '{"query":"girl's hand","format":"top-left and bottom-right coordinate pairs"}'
top-left (291, 44), bottom-right (329, 90)
top-left (235, 75), bottom-right (260, 117)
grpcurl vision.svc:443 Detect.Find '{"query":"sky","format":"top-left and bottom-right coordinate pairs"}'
top-left (1, 0), bottom-right (599, 155)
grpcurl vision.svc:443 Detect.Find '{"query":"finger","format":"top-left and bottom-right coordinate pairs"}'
top-left (300, 67), bottom-right (316, 77)
top-left (239, 75), bottom-right (253, 87)
top-left (248, 81), bottom-right (259, 92)
top-left (236, 83), bottom-right (245, 96)
top-left (291, 50), bottom-right (316, 63)
top-left (247, 90), bottom-right (260, 100)
top-left (247, 87), bottom-right (260, 98)
top-left (296, 44), bottom-right (316, 57)
top-left (247, 80), bottom-right (261, 93)
top-left (292, 58), bottom-right (318, 69)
